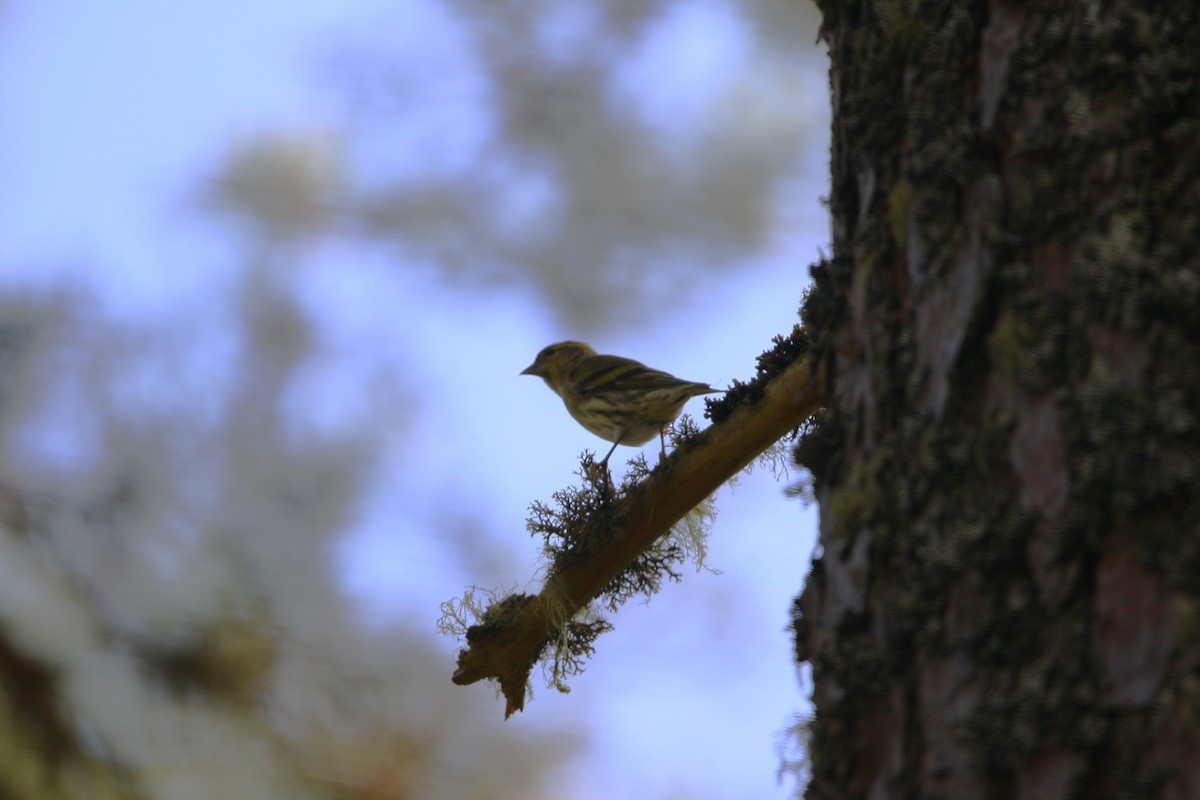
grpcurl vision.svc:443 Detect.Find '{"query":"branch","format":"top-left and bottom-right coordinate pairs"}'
top-left (451, 352), bottom-right (824, 717)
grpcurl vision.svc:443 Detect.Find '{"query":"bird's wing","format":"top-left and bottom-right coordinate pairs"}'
top-left (573, 355), bottom-right (709, 394)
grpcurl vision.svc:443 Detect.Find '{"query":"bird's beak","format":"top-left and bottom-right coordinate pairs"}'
top-left (520, 362), bottom-right (540, 377)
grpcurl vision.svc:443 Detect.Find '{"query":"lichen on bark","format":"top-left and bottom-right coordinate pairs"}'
top-left (794, 1), bottom-right (1200, 797)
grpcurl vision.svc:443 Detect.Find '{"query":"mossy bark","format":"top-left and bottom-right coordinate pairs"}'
top-left (795, 2), bottom-right (1200, 797)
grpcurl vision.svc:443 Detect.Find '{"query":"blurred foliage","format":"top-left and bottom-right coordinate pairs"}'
top-left (1, 0), bottom-right (826, 795)
top-left (0, 283), bottom-right (577, 798)
top-left (202, 0), bottom-right (824, 330)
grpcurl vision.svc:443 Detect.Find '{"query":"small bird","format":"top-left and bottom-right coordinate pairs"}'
top-left (521, 341), bottom-right (719, 467)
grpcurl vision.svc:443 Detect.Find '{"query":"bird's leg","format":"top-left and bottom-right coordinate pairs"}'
top-left (658, 428), bottom-right (668, 461)
top-left (584, 441), bottom-right (617, 489)
top-left (599, 440), bottom-right (620, 468)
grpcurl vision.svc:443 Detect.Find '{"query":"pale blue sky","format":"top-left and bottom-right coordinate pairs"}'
top-left (0, 1), bottom-right (827, 796)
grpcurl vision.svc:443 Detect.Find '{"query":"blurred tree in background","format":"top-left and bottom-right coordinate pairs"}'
top-left (0, 0), bottom-right (825, 797)
top-left (0, 284), bottom-right (579, 798)
top-left (312, 0), bottom-right (822, 329)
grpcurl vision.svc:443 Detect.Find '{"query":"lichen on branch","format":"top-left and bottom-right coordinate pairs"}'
top-left (444, 332), bottom-right (823, 717)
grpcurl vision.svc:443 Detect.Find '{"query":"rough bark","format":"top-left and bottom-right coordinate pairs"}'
top-left (795, 2), bottom-right (1200, 798)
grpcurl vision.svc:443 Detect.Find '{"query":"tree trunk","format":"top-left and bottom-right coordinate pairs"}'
top-left (794, 2), bottom-right (1200, 798)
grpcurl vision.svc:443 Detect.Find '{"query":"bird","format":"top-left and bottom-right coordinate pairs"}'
top-left (521, 341), bottom-right (719, 467)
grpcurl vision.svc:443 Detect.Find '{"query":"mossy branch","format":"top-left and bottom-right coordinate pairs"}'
top-left (450, 350), bottom-right (824, 717)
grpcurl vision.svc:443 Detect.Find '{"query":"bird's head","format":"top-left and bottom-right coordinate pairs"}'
top-left (521, 341), bottom-right (596, 394)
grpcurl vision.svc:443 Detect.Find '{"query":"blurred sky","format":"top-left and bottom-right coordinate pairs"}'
top-left (0, 1), bottom-right (829, 797)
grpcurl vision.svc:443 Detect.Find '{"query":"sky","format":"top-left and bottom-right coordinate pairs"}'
top-left (0, 1), bottom-right (829, 797)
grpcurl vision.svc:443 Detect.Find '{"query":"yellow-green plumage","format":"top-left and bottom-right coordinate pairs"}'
top-left (521, 341), bottom-right (718, 465)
